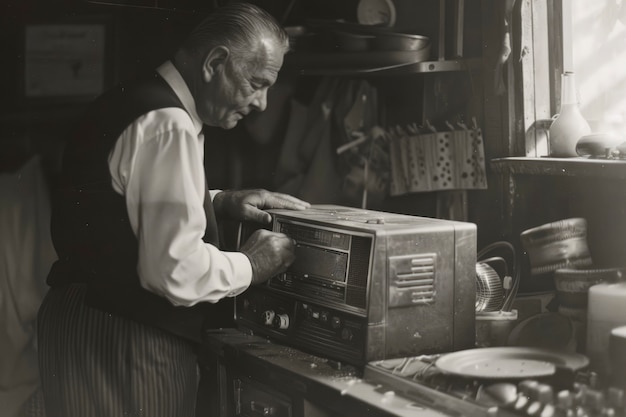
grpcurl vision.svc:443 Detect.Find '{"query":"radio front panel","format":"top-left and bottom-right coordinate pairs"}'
top-left (235, 289), bottom-right (369, 364)
top-left (270, 219), bottom-right (373, 313)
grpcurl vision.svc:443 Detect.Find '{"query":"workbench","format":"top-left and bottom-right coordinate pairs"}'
top-left (197, 328), bottom-right (448, 417)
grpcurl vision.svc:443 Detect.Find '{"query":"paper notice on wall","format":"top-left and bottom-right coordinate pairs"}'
top-left (24, 24), bottom-right (106, 98)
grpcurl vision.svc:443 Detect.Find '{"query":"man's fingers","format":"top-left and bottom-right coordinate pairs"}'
top-left (264, 193), bottom-right (310, 210)
top-left (240, 204), bottom-right (272, 224)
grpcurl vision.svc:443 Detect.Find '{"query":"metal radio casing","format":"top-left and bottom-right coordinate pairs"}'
top-left (235, 205), bottom-right (477, 366)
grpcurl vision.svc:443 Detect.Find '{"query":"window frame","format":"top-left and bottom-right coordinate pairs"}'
top-left (509, 0), bottom-right (565, 158)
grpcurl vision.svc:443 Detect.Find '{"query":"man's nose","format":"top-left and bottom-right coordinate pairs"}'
top-left (251, 89), bottom-right (268, 112)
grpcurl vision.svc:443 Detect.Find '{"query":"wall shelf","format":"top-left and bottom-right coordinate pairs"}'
top-left (285, 0), bottom-right (476, 76)
top-left (491, 157), bottom-right (626, 180)
top-left (490, 157), bottom-right (626, 287)
top-left (285, 55), bottom-right (481, 76)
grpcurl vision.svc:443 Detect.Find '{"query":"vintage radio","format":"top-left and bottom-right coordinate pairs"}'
top-left (235, 205), bottom-right (477, 366)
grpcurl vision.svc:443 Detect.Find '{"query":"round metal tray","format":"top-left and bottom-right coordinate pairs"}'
top-left (435, 347), bottom-right (588, 380)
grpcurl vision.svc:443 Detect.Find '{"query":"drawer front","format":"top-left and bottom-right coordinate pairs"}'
top-left (234, 377), bottom-right (292, 417)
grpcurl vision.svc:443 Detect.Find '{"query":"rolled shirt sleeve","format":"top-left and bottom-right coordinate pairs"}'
top-left (108, 108), bottom-right (252, 307)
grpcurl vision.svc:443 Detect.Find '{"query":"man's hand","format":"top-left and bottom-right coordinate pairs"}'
top-left (213, 189), bottom-right (310, 224)
top-left (239, 229), bottom-right (296, 285)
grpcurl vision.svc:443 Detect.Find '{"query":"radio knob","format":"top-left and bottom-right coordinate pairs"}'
top-left (341, 328), bottom-right (354, 341)
top-left (320, 311), bottom-right (329, 323)
top-left (273, 313), bottom-right (290, 330)
top-left (263, 310), bottom-right (275, 326)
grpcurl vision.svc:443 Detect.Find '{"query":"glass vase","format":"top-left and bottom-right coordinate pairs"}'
top-left (549, 72), bottom-right (591, 157)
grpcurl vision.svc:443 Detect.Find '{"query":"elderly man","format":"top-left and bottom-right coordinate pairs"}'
top-left (38, 3), bottom-right (307, 416)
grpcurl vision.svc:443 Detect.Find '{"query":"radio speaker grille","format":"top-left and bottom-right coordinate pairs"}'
top-left (388, 254), bottom-right (436, 307)
top-left (345, 236), bottom-right (371, 309)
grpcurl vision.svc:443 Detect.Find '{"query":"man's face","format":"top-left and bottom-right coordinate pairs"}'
top-left (198, 38), bottom-right (285, 129)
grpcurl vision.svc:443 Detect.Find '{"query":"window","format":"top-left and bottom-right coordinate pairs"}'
top-left (568, 0), bottom-right (626, 134)
top-left (517, 0), bottom-right (626, 157)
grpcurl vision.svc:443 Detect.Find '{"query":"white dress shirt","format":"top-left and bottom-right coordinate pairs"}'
top-left (107, 61), bottom-right (252, 307)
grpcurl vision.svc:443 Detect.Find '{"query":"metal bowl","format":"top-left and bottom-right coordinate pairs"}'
top-left (333, 31), bottom-right (374, 51)
top-left (520, 218), bottom-right (593, 276)
top-left (370, 32), bottom-right (430, 51)
top-left (575, 133), bottom-right (621, 157)
top-left (554, 266), bottom-right (625, 309)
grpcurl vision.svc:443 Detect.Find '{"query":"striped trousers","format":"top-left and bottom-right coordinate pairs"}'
top-left (37, 284), bottom-right (199, 417)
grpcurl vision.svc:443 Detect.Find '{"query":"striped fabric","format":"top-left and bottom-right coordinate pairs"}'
top-left (37, 284), bottom-right (199, 417)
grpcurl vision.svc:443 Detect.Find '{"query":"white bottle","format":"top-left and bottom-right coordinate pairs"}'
top-left (549, 72), bottom-right (591, 157)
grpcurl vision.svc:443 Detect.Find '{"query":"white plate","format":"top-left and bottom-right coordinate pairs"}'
top-left (435, 347), bottom-right (589, 380)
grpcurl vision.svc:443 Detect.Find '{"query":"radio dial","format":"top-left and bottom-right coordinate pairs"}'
top-left (273, 313), bottom-right (290, 330)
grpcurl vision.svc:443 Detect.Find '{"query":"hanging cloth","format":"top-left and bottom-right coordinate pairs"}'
top-left (0, 155), bottom-right (57, 417)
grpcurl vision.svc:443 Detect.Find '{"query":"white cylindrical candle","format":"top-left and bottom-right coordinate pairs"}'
top-left (587, 282), bottom-right (626, 376)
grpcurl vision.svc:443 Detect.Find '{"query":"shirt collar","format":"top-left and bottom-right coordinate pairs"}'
top-left (157, 60), bottom-right (204, 136)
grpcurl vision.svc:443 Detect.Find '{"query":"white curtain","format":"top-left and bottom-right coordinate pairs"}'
top-left (0, 156), bottom-right (57, 417)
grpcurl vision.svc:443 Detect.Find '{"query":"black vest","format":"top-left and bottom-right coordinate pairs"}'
top-left (48, 72), bottom-right (233, 343)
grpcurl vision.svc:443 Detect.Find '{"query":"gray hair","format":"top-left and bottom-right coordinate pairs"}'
top-left (179, 2), bottom-right (289, 63)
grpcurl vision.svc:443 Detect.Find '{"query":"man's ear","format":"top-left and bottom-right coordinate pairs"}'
top-left (202, 46), bottom-right (230, 82)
